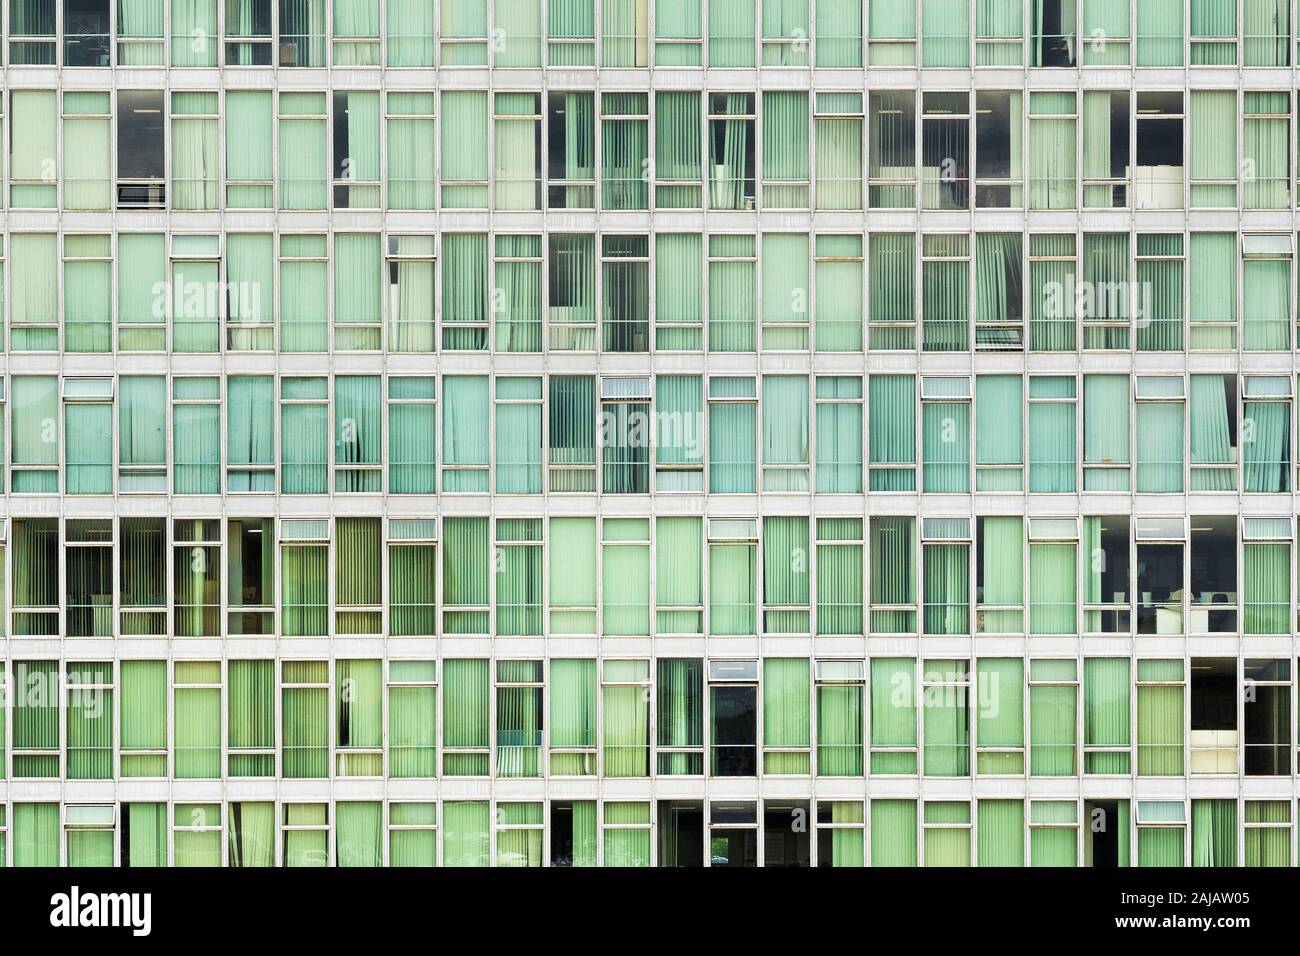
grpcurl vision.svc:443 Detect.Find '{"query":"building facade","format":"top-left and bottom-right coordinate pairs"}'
top-left (0, 0), bottom-right (1294, 867)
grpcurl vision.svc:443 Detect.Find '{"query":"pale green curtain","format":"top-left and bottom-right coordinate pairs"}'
top-left (924, 801), bottom-right (971, 866)
top-left (336, 91), bottom-right (381, 210)
top-left (226, 375), bottom-right (273, 492)
top-left (282, 662), bottom-right (328, 778)
top-left (1136, 399), bottom-right (1184, 493)
top-left (603, 520), bottom-right (650, 635)
top-left (976, 660), bottom-right (1023, 774)
top-left (869, 374), bottom-right (916, 491)
top-left (978, 800), bottom-right (1024, 865)
top-left (442, 518), bottom-right (490, 635)
top-left (708, 378), bottom-right (756, 492)
top-left (384, 93), bottom-right (436, 210)
top-left (976, 0), bottom-right (1022, 64)
top-left (336, 803), bottom-right (381, 867)
top-left (818, 680), bottom-right (863, 776)
top-left (1191, 801), bottom-right (1236, 866)
top-left (175, 663), bottom-right (220, 778)
top-left (1188, 233), bottom-right (1236, 348)
top-left (974, 233), bottom-right (1021, 349)
top-left (67, 664), bottom-right (113, 778)
top-left (1242, 255), bottom-right (1290, 351)
top-left (815, 377), bottom-right (862, 492)
top-left (1029, 93), bottom-right (1076, 210)
top-left (1189, 91), bottom-right (1237, 208)
top-left (121, 660), bottom-right (166, 777)
top-left (63, 237), bottom-right (111, 352)
top-left (11, 91), bottom-right (56, 208)
top-left (228, 660), bottom-right (275, 777)
top-left (278, 93), bottom-right (326, 209)
top-left (1243, 0), bottom-right (1288, 65)
top-left (442, 376), bottom-right (489, 494)
top-left (1243, 400), bottom-right (1290, 492)
top-left (442, 233), bottom-right (489, 351)
top-left (1029, 234), bottom-right (1076, 350)
top-left (387, 0), bottom-right (435, 65)
top-left (709, 0), bottom-right (755, 65)
top-left (1139, 821), bottom-right (1185, 866)
top-left (333, 0), bottom-right (379, 65)
top-left (709, 541), bottom-right (756, 636)
top-left (226, 232), bottom-right (273, 350)
top-left (440, 91), bottom-right (489, 208)
top-left (1030, 660), bottom-right (1077, 775)
top-left (814, 235), bottom-right (862, 349)
top-left (1084, 658), bottom-right (1131, 774)
top-left (549, 0), bottom-right (596, 65)
top-left (1080, 0), bottom-right (1125, 64)
top-left (816, 520), bottom-right (862, 637)
top-left (1189, 375), bottom-right (1234, 490)
top-left (1190, 0), bottom-right (1235, 63)
top-left (1136, 234), bottom-right (1183, 350)
top-left (1137, 0), bottom-right (1184, 65)
top-left (654, 234), bottom-right (701, 350)
top-left (656, 517), bottom-right (702, 634)
top-left (335, 660), bottom-right (381, 774)
top-left (655, 375), bottom-right (703, 492)
top-left (603, 662), bottom-right (650, 776)
top-left (66, 404), bottom-right (113, 495)
top-left (495, 380), bottom-right (542, 494)
top-left (12, 804), bottom-right (58, 866)
top-left (1028, 377), bottom-right (1076, 492)
top-left (122, 804), bottom-right (166, 866)
top-left (1244, 92), bottom-right (1290, 209)
top-left (762, 376), bottom-right (809, 491)
top-left (762, 92), bottom-right (808, 208)
top-left (709, 94), bottom-right (752, 209)
top-left (443, 659), bottom-right (490, 775)
top-left (172, 92), bottom-right (218, 209)
top-left (389, 245), bottom-right (436, 354)
top-left (1243, 542), bottom-right (1289, 633)
top-left (549, 518), bottom-right (596, 631)
top-left (63, 93), bottom-right (111, 210)
top-left (922, 237), bottom-right (969, 351)
top-left (388, 804), bottom-right (436, 866)
top-left (495, 235), bottom-right (542, 352)
top-left (871, 800), bottom-right (917, 865)
top-left (602, 804), bottom-right (646, 866)
top-left (923, 540), bottom-right (969, 635)
top-left (922, 400), bottom-right (969, 492)
top-left (1136, 660), bottom-right (1184, 775)
top-left (228, 803), bottom-right (275, 867)
top-left (548, 377), bottom-right (596, 492)
top-left (11, 233), bottom-right (58, 352)
top-left (333, 233), bottom-right (382, 350)
top-left (817, 0), bottom-right (862, 65)
top-left (763, 516), bottom-right (809, 633)
top-left (388, 663), bottom-right (436, 776)
top-left (1030, 542), bottom-right (1076, 634)
top-left (1083, 375), bottom-right (1130, 491)
top-left (973, 374), bottom-right (1021, 492)
top-left (443, 802), bottom-right (489, 867)
top-left (869, 0), bottom-right (916, 65)
top-left (870, 660), bottom-right (916, 774)
top-left (280, 378), bottom-right (328, 494)
top-left (923, 662), bottom-right (970, 776)
top-left (869, 232), bottom-right (916, 347)
top-left (656, 0), bottom-right (702, 64)
top-left (1081, 232), bottom-right (1128, 347)
top-left (922, 0), bottom-right (969, 65)
top-left (1030, 802), bottom-right (1078, 865)
top-left (279, 234), bottom-right (327, 351)
top-left (281, 545), bottom-right (327, 636)
top-left (494, 93), bottom-right (540, 210)
top-left (602, 93), bottom-right (649, 209)
top-left (496, 662), bottom-right (542, 777)
top-left (978, 516), bottom-right (1022, 632)
top-left (763, 658), bottom-right (809, 774)
top-left (709, 235), bottom-right (756, 351)
top-left (870, 518), bottom-right (916, 634)
top-left (172, 0), bottom-right (218, 66)
top-left (656, 92), bottom-right (701, 208)
top-left (552, 659), bottom-right (597, 775)
top-left (224, 91), bottom-right (272, 208)
top-left (1245, 802), bottom-right (1290, 866)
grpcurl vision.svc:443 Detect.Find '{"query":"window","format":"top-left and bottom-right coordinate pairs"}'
top-left (1137, 801), bottom-right (1185, 866)
top-left (279, 0), bottom-right (325, 66)
top-left (118, 233), bottom-right (165, 351)
top-left (1083, 515), bottom-right (1130, 633)
top-left (387, 237), bottom-right (436, 352)
top-left (281, 660), bottom-right (328, 779)
top-left (173, 520), bottom-right (220, 637)
top-left (759, 235), bottom-right (806, 351)
top-left (120, 517), bottom-right (165, 636)
top-left (1082, 92), bottom-right (1129, 208)
top-left (817, 801), bottom-right (864, 866)
top-left (710, 661), bottom-right (758, 777)
top-left (707, 93), bottom-right (757, 210)
top-left (170, 234), bottom-right (220, 352)
top-left (333, 0), bottom-right (379, 64)
top-left (601, 93), bottom-right (648, 210)
top-left (1084, 657), bottom-right (1131, 774)
top-left (386, 379), bottom-right (438, 494)
top-left (388, 520), bottom-right (437, 637)
top-left (279, 93), bottom-right (327, 210)
top-left (64, 378), bottom-right (113, 495)
top-left (869, 374), bottom-right (916, 489)
top-left (493, 92), bottom-right (541, 210)
top-left (279, 519), bottom-right (327, 637)
top-left (551, 659), bottom-right (597, 775)
top-left (174, 804), bottom-right (221, 867)
top-left (224, 0), bottom-right (271, 64)
top-left (66, 520), bottom-right (112, 637)
top-left (1030, 660), bottom-right (1077, 775)
top-left (1029, 377), bottom-right (1077, 490)
top-left (60, 235), bottom-right (110, 353)
top-left (548, 92), bottom-right (595, 208)
top-left (869, 0), bottom-right (915, 64)
top-left (548, 233), bottom-right (596, 350)
top-left (976, 516), bottom-right (1022, 633)
top-left (921, 378), bottom-right (970, 491)
top-left (175, 662), bottom-right (220, 779)
top-left (10, 235), bottom-right (58, 352)
top-left (600, 378), bottom-right (650, 493)
top-left (975, 91), bottom-right (1022, 207)
top-left (442, 658), bottom-right (490, 775)
top-left (117, 90), bottom-right (165, 207)
top-left (871, 516), bottom-right (916, 633)
top-left (386, 94), bottom-right (436, 211)
top-left (762, 658), bottom-right (810, 774)
top-left (495, 803), bottom-right (543, 867)
top-left (602, 518), bottom-right (649, 635)
top-left (227, 233), bottom-right (274, 350)
top-left (655, 658), bottom-right (702, 774)
top-left (10, 0), bottom-right (56, 63)
top-left (227, 802), bottom-right (274, 866)
top-left (867, 233), bottom-right (915, 350)
top-left (279, 235), bottom-right (328, 351)
top-left (442, 376), bottom-right (489, 492)
top-left (227, 659), bottom-right (274, 777)
top-left (868, 92), bottom-right (915, 208)
top-left (922, 518), bottom-right (970, 635)
top-left (978, 800), bottom-right (1024, 865)
top-left (1189, 90), bottom-right (1235, 208)
top-left (282, 804), bottom-right (328, 868)
top-left (709, 519), bottom-right (757, 636)
top-left (1029, 92), bottom-right (1076, 210)
top-left (656, 91), bottom-right (701, 208)
top-left (334, 376), bottom-right (381, 491)
top-left (817, 660), bottom-right (863, 776)
top-left (549, 0), bottom-right (595, 65)
top-left (922, 660), bottom-right (971, 776)
top-left (1189, 235), bottom-right (1236, 349)
top-left (66, 805), bottom-right (115, 867)
top-left (1241, 233), bottom-right (1291, 350)
top-left (1189, 515), bottom-right (1236, 632)
top-left (120, 660), bottom-right (166, 778)
top-left (442, 801), bottom-right (489, 867)
top-left (1245, 802), bottom-right (1291, 866)
top-left (1242, 376), bottom-right (1291, 492)
top-left (1242, 517), bottom-right (1290, 634)
top-left (1134, 92), bottom-right (1183, 209)
top-left (601, 235), bottom-right (649, 351)
top-left (763, 91), bottom-right (809, 208)
top-left (1029, 517), bottom-right (1077, 634)
top-left (655, 376), bottom-right (703, 492)
top-left (548, 519), bottom-right (596, 632)
top-left (495, 518), bottom-right (542, 635)
top-left (1243, 659), bottom-right (1290, 775)
top-left (603, 659), bottom-right (650, 777)
top-left (336, 518), bottom-right (381, 634)
top-left (1135, 377), bottom-right (1184, 492)
top-left (388, 660), bottom-right (437, 777)
top-left (1030, 801), bottom-right (1078, 866)
top-left (814, 237), bottom-right (863, 350)
top-left (441, 91), bottom-right (488, 207)
top-left (762, 376), bottom-right (809, 489)
top-left (495, 660), bottom-right (543, 777)
top-left (870, 659), bottom-right (917, 773)
top-left (442, 517), bottom-right (489, 635)
top-left (11, 90), bottom-right (56, 208)
top-left (708, 235), bottom-right (756, 351)
top-left (1137, 660), bottom-right (1185, 775)
top-left (922, 92), bottom-right (969, 210)
top-left (171, 92), bottom-right (218, 210)
top-left (63, 92), bottom-right (112, 211)
top-left (13, 518), bottom-right (58, 636)
top-left (871, 799), bottom-right (918, 866)
top-left (975, 374), bottom-right (1023, 488)
top-left (549, 376), bottom-right (596, 492)
top-left (924, 802), bottom-right (971, 866)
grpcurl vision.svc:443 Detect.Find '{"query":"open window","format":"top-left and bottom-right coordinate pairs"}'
top-left (1133, 92), bottom-right (1183, 209)
top-left (1190, 658), bottom-right (1237, 774)
top-left (1189, 515), bottom-right (1237, 633)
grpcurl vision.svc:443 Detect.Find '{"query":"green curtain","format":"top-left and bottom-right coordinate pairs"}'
top-left (1031, 660), bottom-right (1077, 775)
top-left (1029, 234), bottom-right (1076, 350)
top-left (762, 376), bottom-right (809, 491)
top-left (1189, 375), bottom-right (1234, 490)
top-left (172, 0), bottom-right (218, 66)
top-left (978, 517), bottom-right (1022, 632)
top-left (709, 235), bottom-right (756, 350)
top-left (1084, 658), bottom-right (1131, 774)
top-left (869, 232), bottom-right (915, 346)
top-left (815, 377), bottom-right (862, 493)
top-left (279, 93), bottom-right (326, 210)
top-left (922, 238), bottom-right (969, 351)
top-left (334, 375), bottom-right (381, 492)
top-left (388, 541), bottom-right (437, 636)
top-left (871, 659), bottom-right (917, 774)
top-left (655, 233), bottom-right (702, 349)
top-left (869, 375), bottom-right (916, 491)
top-left (388, 804), bottom-right (436, 867)
top-left (1245, 802), bottom-right (1291, 866)
top-left (228, 660), bottom-right (274, 777)
top-left (763, 658), bottom-right (810, 774)
top-left (67, 664), bottom-right (113, 779)
top-left (1030, 542), bottom-right (1076, 634)
top-left (549, 517), bottom-right (597, 632)
top-left (870, 517), bottom-right (916, 633)
top-left (63, 93), bottom-right (111, 210)
top-left (1189, 91), bottom-right (1236, 207)
top-left (1243, 92), bottom-right (1289, 209)
top-left (922, 399), bottom-right (969, 492)
top-left (602, 93), bottom-right (648, 209)
top-left (496, 664), bottom-right (542, 777)
top-left (708, 377), bottom-right (756, 492)
top-left (551, 659), bottom-right (597, 775)
top-left (655, 658), bottom-right (703, 775)
top-left (923, 542), bottom-right (969, 635)
top-left (336, 803), bottom-right (381, 867)
top-left (227, 375), bottom-right (274, 492)
top-left (442, 376), bottom-right (489, 492)
top-left (817, 0), bottom-right (862, 64)
top-left (281, 661), bottom-right (328, 778)
top-left (125, 803), bottom-right (167, 866)
top-left (709, 541), bottom-right (756, 635)
top-left (709, 0), bottom-right (755, 65)
top-left (974, 374), bottom-right (1022, 490)
top-left (871, 800), bottom-right (917, 866)
top-left (13, 804), bottom-right (59, 866)
top-left (1136, 400), bottom-right (1184, 493)
top-left (656, 517), bottom-right (703, 633)
top-left (1083, 375), bottom-right (1130, 491)
top-left (1188, 233), bottom-right (1236, 348)
top-left (603, 662), bottom-right (650, 776)
top-left (495, 235), bottom-right (542, 352)
top-left (1136, 660), bottom-right (1185, 775)
top-left (175, 663), bottom-right (220, 778)
top-left (172, 92), bottom-right (218, 210)
top-left (1137, 0), bottom-right (1184, 65)
top-left (1030, 802), bottom-right (1078, 866)
top-left (1243, 0), bottom-right (1288, 65)
top-left (443, 659), bottom-right (489, 775)
top-left (335, 660), bottom-right (382, 775)
top-left (386, 93), bottom-right (435, 210)
top-left (1028, 377), bottom-right (1076, 492)
top-left (1243, 401), bottom-right (1290, 492)
top-left (442, 233), bottom-right (490, 350)
top-left (443, 518), bottom-right (489, 635)
top-left (121, 660), bottom-right (167, 777)
top-left (818, 680), bottom-right (863, 776)
top-left (1243, 255), bottom-right (1290, 350)
top-left (387, 0), bottom-right (435, 64)
top-left (443, 801), bottom-right (489, 867)
top-left (1243, 542), bottom-right (1289, 634)
top-left (924, 802), bottom-right (971, 866)
top-left (762, 91), bottom-right (808, 208)
top-left (656, 92), bottom-right (701, 208)
top-left (976, 659), bottom-right (1024, 774)
top-left (978, 800), bottom-right (1024, 866)
top-left (1029, 93), bottom-right (1076, 210)
top-left (922, 661), bottom-right (970, 776)
top-left (922, 0), bottom-right (969, 65)
top-left (388, 662), bottom-right (436, 776)
top-left (603, 804), bottom-right (649, 866)
top-left (228, 802), bottom-right (274, 867)
top-left (440, 91), bottom-right (488, 207)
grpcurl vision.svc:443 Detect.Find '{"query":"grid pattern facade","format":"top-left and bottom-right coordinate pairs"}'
top-left (0, 0), bottom-right (1297, 868)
